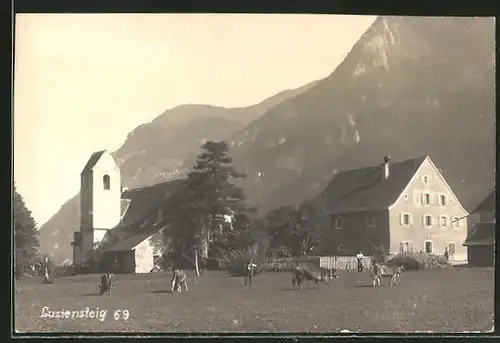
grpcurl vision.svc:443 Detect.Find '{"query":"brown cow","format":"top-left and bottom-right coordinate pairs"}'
top-left (292, 266), bottom-right (333, 290)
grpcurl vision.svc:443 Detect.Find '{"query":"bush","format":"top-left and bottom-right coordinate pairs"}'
top-left (221, 249), bottom-right (259, 277)
top-left (386, 252), bottom-right (450, 271)
top-left (371, 244), bottom-right (387, 265)
top-left (53, 263), bottom-right (75, 277)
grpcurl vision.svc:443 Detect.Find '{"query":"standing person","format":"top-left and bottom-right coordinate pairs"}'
top-left (245, 259), bottom-right (257, 286)
top-left (356, 251), bottom-right (365, 272)
top-left (444, 246), bottom-right (449, 262)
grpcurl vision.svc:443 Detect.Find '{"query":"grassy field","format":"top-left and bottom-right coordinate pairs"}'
top-left (15, 267), bottom-right (494, 333)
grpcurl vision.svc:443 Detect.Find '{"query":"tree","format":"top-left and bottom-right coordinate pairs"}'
top-left (174, 140), bottom-right (251, 273)
top-left (264, 205), bottom-right (297, 257)
top-left (264, 199), bottom-right (322, 258)
top-left (14, 185), bottom-right (39, 277)
top-left (290, 199), bottom-right (322, 257)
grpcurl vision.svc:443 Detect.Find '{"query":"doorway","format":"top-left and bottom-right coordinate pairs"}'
top-left (425, 240), bottom-right (433, 254)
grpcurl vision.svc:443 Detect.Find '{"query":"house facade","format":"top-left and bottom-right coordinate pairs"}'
top-left (319, 155), bottom-right (468, 261)
top-left (463, 189), bottom-right (495, 267)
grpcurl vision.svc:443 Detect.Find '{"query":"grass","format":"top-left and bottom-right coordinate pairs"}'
top-left (15, 267), bottom-right (494, 333)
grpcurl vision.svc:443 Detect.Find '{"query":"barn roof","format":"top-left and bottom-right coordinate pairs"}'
top-left (81, 150), bottom-right (106, 174)
top-left (104, 230), bottom-right (157, 252)
top-left (320, 155), bottom-right (427, 214)
top-left (117, 179), bottom-right (185, 231)
top-left (471, 189), bottom-right (495, 215)
top-left (463, 222), bottom-right (495, 246)
top-left (100, 179), bottom-right (185, 253)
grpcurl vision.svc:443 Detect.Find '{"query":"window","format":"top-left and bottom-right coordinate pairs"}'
top-left (439, 215), bottom-right (448, 227)
top-left (423, 215), bottom-right (433, 227)
top-left (337, 245), bottom-right (345, 252)
top-left (157, 209), bottom-right (164, 223)
top-left (400, 213), bottom-right (412, 226)
top-left (422, 175), bottom-right (430, 184)
top-left (404, 194), bottom-right (409, 200)
top-left (448, 242), bottom-right (456, 256)
top-left (335, 217), bottom-right (342, 230)
top-left (439, 194), bottom-right (447, 206)
top-left (425, 240), bottom-right (433, 254)
top-left (422, 192), bottom-right (431, 205)
top-left (451, 217), bottom-right (460, 228)
top-left (366, 215), bottom-right (376, 228)
top-left (103, 174), bottom-right (110, 190)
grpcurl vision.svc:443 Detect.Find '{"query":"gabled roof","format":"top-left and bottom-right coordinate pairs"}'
top-left (81, 150), bottom-right (106, 174)
top-left (463, 222), bottom-right (495, 246)
top-left (320, 156), bottom-right (427, 214)
top-left (117, 179), bottom-right (185, 231)
top-left (100, 179), bottom-right (185, 253)
top-left (104, 229), bottom-right (158, 253)
top-left (471, 188), bottom-right (495, 215)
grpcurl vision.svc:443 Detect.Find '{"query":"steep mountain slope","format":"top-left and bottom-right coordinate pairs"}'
top-left (229, 16), bottom-right (495, 215)
top-left (38, 80), bottom-right (319, 263)
top-left (40, 16), bottom-right (496, 265)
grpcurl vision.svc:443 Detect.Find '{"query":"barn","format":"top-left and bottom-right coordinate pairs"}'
top-left (463, 189), bottom-right (495, 267)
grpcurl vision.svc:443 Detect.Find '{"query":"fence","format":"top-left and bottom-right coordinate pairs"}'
top-left (262, 255), bottom-right (373, 272)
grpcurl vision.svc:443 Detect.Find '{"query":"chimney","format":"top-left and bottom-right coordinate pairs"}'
top-left (121, 185), bottom-right (129, 193)
top-left (381, 156), bottom-right (391, 179)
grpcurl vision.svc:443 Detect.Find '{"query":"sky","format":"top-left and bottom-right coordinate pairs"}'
top-left (14, 14), bottom-right (377, 227)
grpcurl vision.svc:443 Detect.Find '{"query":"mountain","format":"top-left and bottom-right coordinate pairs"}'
top-left (229, 16), bottom-right (495, 215)
top-left (38, 80), bottom-right (319, 263)
top-left (40, 16), bottom-right (495, 264)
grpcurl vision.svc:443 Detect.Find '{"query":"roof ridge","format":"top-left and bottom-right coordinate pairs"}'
top-left (123, 178), bottom-right (185, 193)
top-left (81, 150), bottom-right (108, 174)
top-left (335, 155), bottom-right (427, 175)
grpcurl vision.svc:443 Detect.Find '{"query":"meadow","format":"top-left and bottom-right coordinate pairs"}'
top-left (14, 267), bottom-right (494, 333)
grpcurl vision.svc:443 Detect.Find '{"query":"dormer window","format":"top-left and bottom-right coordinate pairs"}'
top-left (103, 174), bottom-right (110, 190)
top-left (335, 217), bottom-right (343, 230)
top-left (157, 209), bottom-right (164, 223)
top-left (366, 215), bottom-right (376, 228)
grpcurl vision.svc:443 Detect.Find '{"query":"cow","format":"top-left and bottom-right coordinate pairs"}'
top-left (171, 269), bottom-right (188, 293)
top-left (292, 266), bottom-right (333, 290)
top-left (99, 272), bottom-right (113, 295)
top-left (371, 264), bottom-right (404, 287)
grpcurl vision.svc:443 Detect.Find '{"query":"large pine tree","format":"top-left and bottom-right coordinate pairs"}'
top-left (14, 185), bottom-right (40, 276)
top-left (179, 140), bottom-right (251, 258)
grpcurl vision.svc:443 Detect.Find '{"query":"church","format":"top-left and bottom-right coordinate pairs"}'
top-left (72, 150), bottom-right (187, 274)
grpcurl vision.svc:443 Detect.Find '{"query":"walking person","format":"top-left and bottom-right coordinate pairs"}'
top-left (356, 251), bottom-right (365, 272)
top-left (245, 259), bottom-right (257, 286)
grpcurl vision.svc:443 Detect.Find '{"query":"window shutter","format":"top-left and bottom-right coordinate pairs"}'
top-left (414, 192), bottom-right (420, 204)
top-left (409, 214), bottom-right (414, 225)
top-left (399, 213), bottom-right (404, 225)
top-left (422, 215), bottom-right (426, 226)
top-left (421, 193), bottom-right (425, 204)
